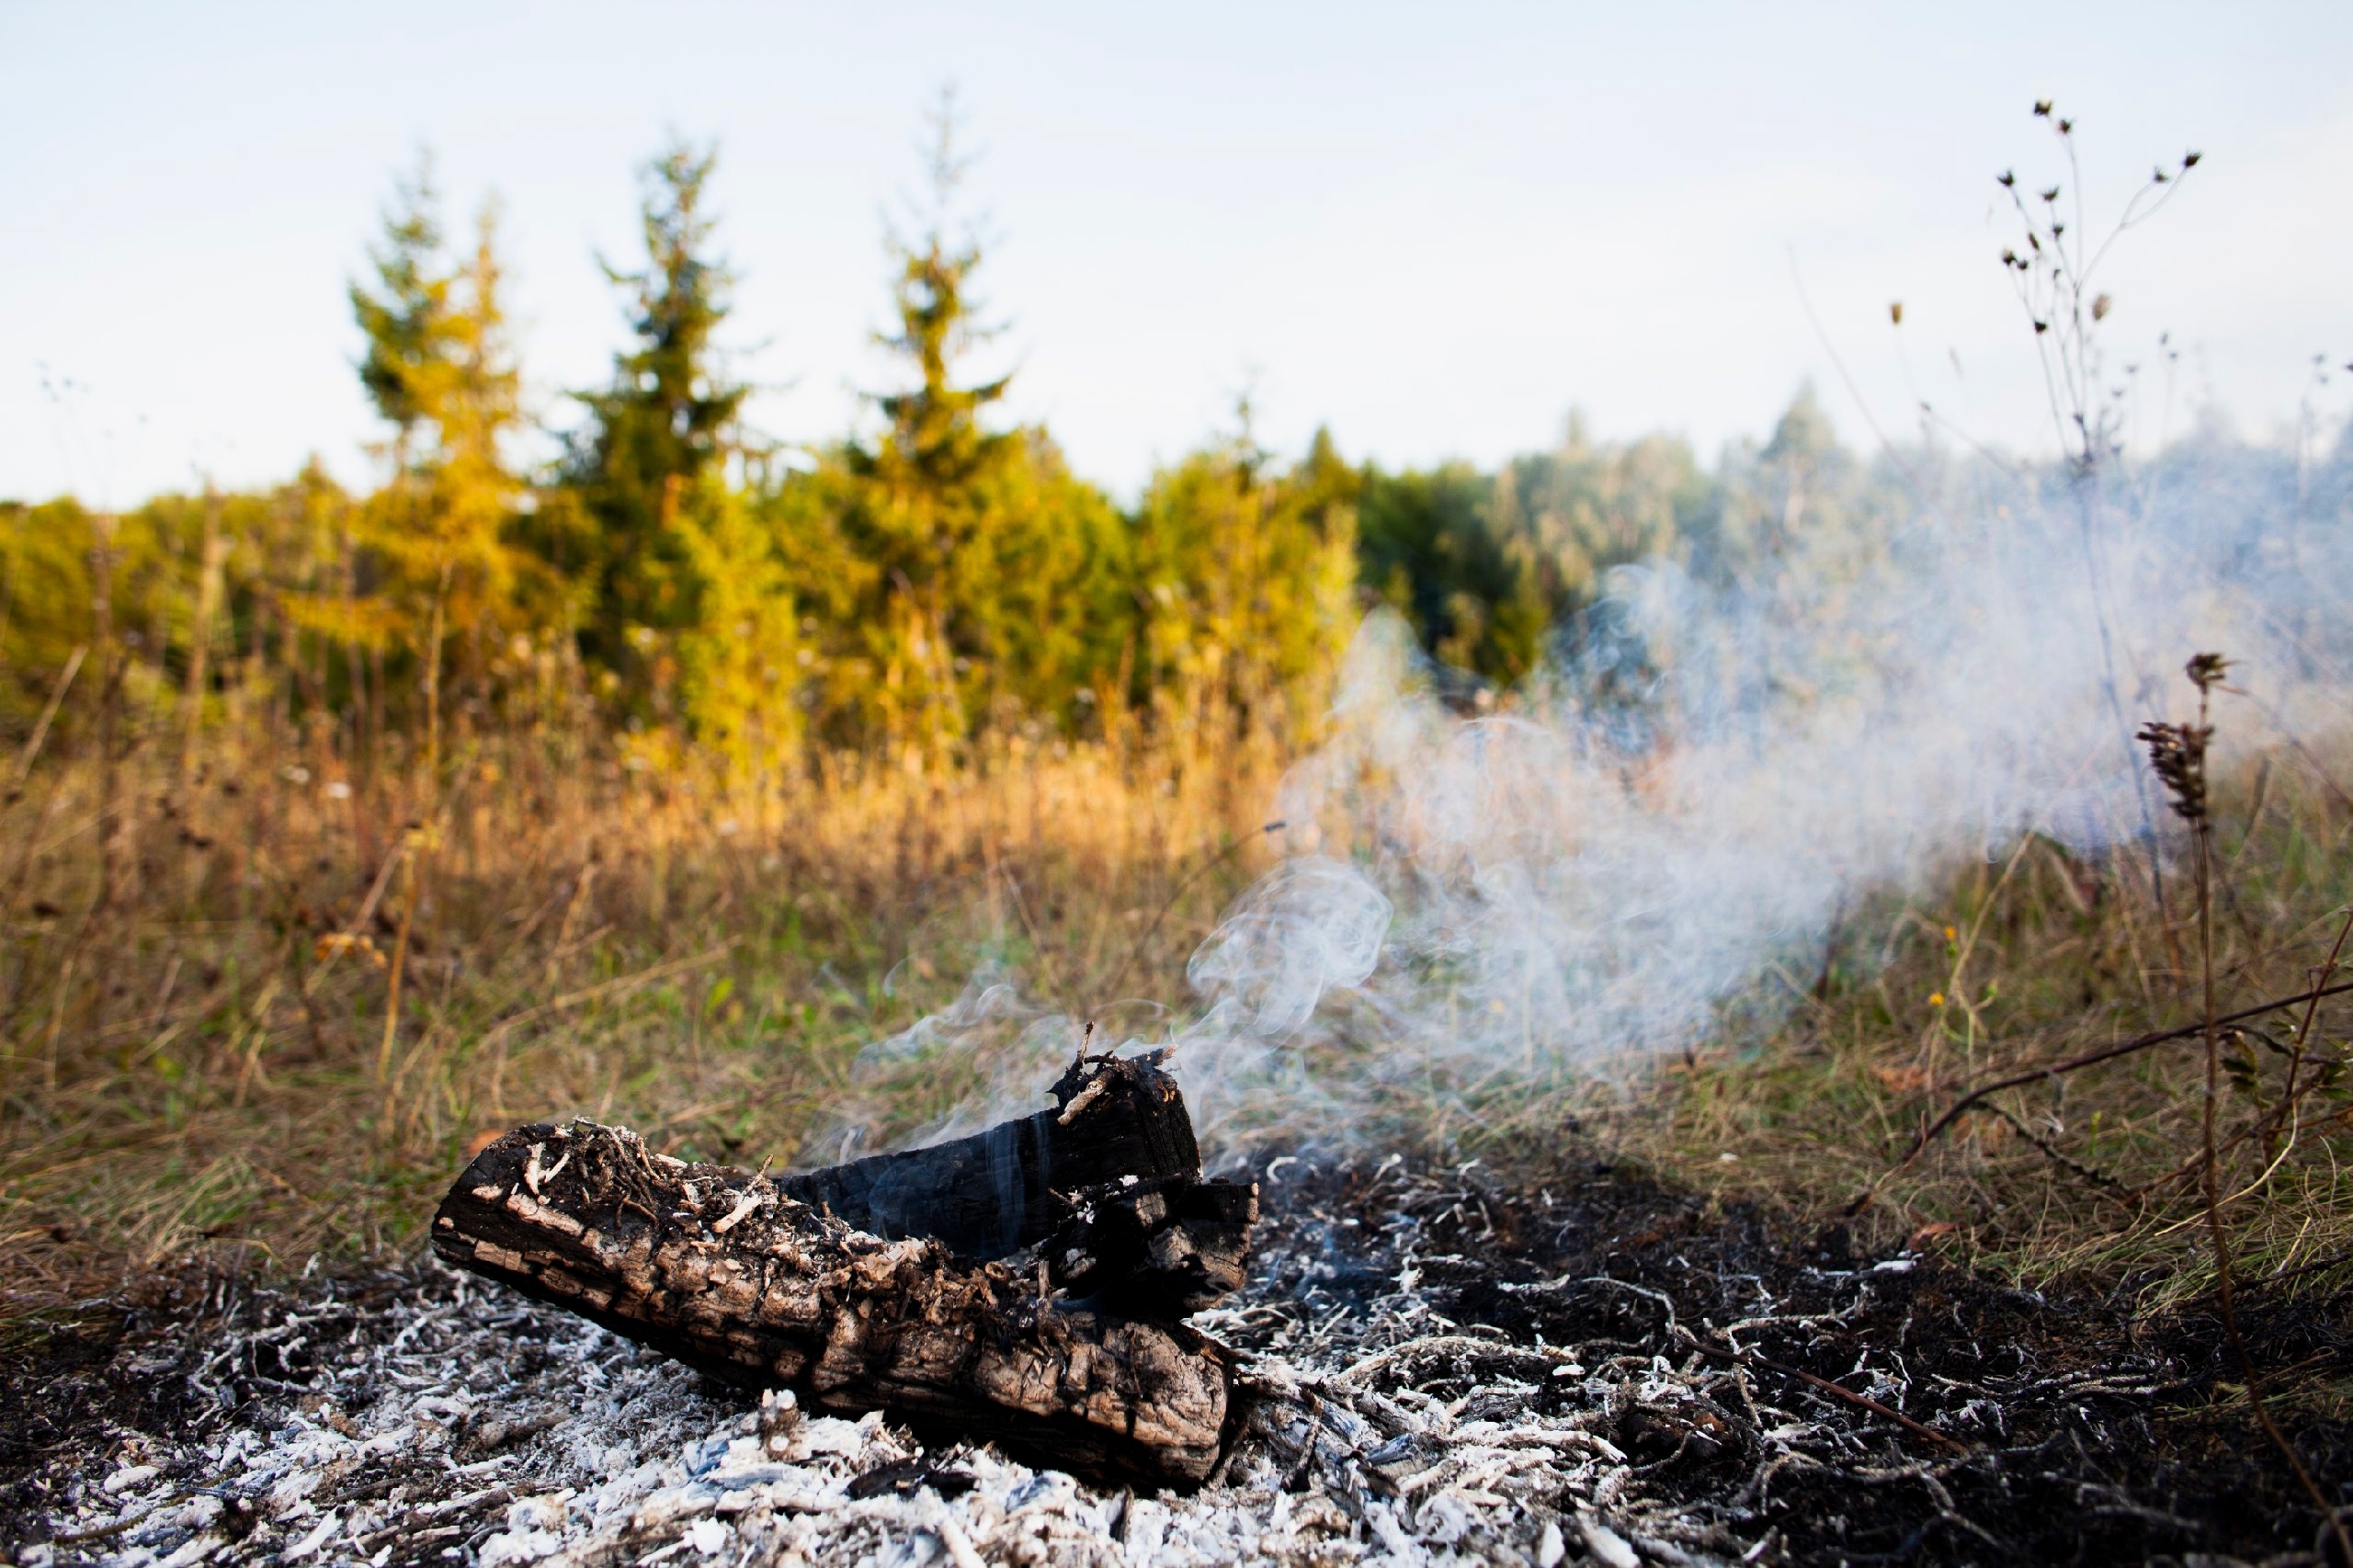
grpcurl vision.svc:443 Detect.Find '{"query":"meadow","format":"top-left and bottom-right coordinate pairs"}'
top-left (4, 663), bottom-right (2348, 1340)
top-left (6, 115), bottom-right (2353, 1507)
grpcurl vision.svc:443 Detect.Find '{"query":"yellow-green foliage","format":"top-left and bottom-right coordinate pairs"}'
top-left (673, 481), bottom-right (805, 778)
top-left (1130, 428), bottom-right (1360, 745)
top-left (942, 428), bottom-right (1131, 733)
top-left (2, 499), bottom-right (110, 697)
top-left (2, 479), bottom-right (358, 730)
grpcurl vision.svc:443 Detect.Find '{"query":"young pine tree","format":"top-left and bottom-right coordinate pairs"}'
top-left (560, 139), bottom-right (752, 700)
top-left (350, 158), bottom-right (449, 477)
top-left (835, 93), bottom-right (1125, 759)
top-left (347, 161), bottom-right (527, 769)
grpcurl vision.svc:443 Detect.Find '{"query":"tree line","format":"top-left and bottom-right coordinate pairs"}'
top-left (14, 118), bottom-right (2321, 782)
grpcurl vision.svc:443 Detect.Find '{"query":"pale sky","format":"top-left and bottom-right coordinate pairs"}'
top-left (5, 1), bottom-right (2349, 506)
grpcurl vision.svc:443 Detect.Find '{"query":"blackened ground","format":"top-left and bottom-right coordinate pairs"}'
top-left (3, 1149), bottom-right (2349, 1565)
top-left (1233, 1152), bottom-right (2353, 1565)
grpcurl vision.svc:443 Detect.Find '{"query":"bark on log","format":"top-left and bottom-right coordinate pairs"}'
top-left (430, 1057), bottom-right (1256, 1485)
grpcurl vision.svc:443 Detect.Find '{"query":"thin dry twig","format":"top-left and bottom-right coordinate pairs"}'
top-left (1896, 978), bottom-right (2353, 1167)
top-left (1685, 1338), bottom-right (1967, 1453)
top-left (2266, 905), bottom-right (2353, 1164)
top-left (11, 644), bottom-right (86, 788)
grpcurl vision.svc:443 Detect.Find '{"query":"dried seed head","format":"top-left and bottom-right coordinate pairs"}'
top-left (2141, 653), bottom-right (2231, 824)
top-left (2185, 651), bottom-right (2231, 692)
top-left (2033, 99), bottom-right (2053, 118)
top-left (2092, 293), bottom-right (2111, 322)
top-left (2183, 150), bottom-right (2202, 167)
top-left (2138, 721), bottom-right (2211, 824)
top-left (1889, 301), bottom-right (1904, 326)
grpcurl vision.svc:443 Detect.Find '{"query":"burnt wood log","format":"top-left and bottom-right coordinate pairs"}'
top-left (771, 1053), bottom-right (1200, 1258)
top-left (1044, 1174), bottom-right (1258, 1315)
top-left (430, 1056), bottom-right (1257, 1485)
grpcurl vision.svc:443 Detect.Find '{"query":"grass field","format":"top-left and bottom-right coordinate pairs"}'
top-left (3, 698), bottom-right (2350, 1358)
top-left (0, 717), bottom-right (1284, 1308)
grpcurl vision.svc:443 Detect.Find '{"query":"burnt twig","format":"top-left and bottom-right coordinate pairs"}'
top-left (1681, 1335), bottom-right (1967, 1453)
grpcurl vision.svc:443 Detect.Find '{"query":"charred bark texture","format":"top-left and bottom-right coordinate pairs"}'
top-left (1044, 1175), bottom-right (1258, 1316)
top-left (772, 1054), bottom-right (1200, 1258)
top-left (430, 1057), bottom-right (1256, 1485)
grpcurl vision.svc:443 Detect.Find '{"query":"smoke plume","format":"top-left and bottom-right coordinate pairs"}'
top-left (859, 438), bottom-right (2353, 1155)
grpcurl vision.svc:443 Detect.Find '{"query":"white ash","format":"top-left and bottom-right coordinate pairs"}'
top-left (16, 1165), bottom-right (1916, 1568)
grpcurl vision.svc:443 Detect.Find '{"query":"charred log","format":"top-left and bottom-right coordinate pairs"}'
top-left (1043, 1175), bottom-right (1258, 1316)
top-left (429, 1056), bottom-right (1256, 1485)
top-left (772, 1053), bottom-right (1200, 1258)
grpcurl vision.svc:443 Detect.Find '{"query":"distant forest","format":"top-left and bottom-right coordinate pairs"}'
top-left (6, 131), bottom-right (2347, 777)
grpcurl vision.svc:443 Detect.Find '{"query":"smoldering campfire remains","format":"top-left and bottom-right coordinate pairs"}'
top-left (17, 1150), bottom-right (2352, 1564)
top-left (428, 1052), bottom-right (1259, 1485)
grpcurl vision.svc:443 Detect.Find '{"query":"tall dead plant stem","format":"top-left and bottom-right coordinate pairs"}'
top-left (2145, 654), bottom-right (2347, 1560)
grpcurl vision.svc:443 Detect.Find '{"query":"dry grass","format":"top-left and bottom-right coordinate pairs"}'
top-left (1583, 745), bottom-right (2353, 1312)
top-left (0, 713), bottom-right (1286, 1314)
top-left (5, 694), bottom-right (2351, 1345)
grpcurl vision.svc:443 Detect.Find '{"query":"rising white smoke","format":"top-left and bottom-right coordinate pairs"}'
top-left (1160, 445), bottom-right (2353, 1142)
top-left (853, 438), bottom-right (2353, 1153)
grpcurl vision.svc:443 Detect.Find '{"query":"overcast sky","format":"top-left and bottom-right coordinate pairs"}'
top-left (5, 1), bottom-right (2348, 506)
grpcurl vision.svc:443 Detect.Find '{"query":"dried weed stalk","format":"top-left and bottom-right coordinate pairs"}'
top-left (2143, 653), bottom-right (2347, 1561)
top-left (2001, 101), bottom-right (2202, 919)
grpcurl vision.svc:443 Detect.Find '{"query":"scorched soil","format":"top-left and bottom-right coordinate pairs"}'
top-left (3, 1151), bottom-right (2348, 1565)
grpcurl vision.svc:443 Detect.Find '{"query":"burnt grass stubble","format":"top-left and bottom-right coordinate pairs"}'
top-left (3, 1149), bottom-right (2349, 1565)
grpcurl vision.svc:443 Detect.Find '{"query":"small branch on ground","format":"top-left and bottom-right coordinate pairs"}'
top-left (1893, 977), bottom-right (2353, 1169)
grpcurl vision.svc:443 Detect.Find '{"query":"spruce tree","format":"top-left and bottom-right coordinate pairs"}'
top-left (350, 156), bottom-right (449, 474)
top-left (348, 164), bottom-right (526, 765)
top-left (842, 97), bottom-right (1011, 756)
top-left (563, 139), bottom-right (750, 689)
top-left (799, 93), bottom-right (1129, 757)
top-left (830, 93), bottom-right (1138, 759)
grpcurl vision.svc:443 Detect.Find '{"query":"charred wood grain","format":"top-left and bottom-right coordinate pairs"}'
top-left (771, 1054), bottom-right (1200, 1259)
top-left (1044, 1176), bottom-right (1258, 1316)
top-left (429, 1057), bottom-right (1255, 1485)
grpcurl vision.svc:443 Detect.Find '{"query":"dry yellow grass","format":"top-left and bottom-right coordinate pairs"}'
top-left (4, 698), bottom-right (2349, 1334)
top-left (0, 713), bottom-right (1288, 1312)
